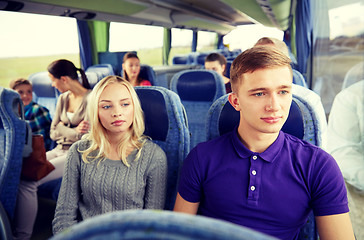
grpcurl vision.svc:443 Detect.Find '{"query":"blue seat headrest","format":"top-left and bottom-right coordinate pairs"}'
top-left (176, 71), bottom-right (217, 101)
top-left (136, 89), bottom-right (169, 141)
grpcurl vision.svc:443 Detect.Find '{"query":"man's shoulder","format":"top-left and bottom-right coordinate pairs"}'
top-left (195, 132), bottom-right (233, 151)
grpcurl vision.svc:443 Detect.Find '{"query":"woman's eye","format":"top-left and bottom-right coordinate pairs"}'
top-left (102, 105), bottom-right (111, 109)
top-left (122, 103), bottom-right (130, 107)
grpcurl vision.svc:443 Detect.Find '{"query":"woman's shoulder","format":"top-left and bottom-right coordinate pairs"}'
top-left (70, 139), bottom-right (91, 152)
top-left (142, 139), bottom-right (166, 156)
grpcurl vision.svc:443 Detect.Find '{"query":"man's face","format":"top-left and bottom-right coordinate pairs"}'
top-left (229, 66), bottom-right (292, 138)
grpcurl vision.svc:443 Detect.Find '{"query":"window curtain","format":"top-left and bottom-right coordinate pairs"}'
top-left (163, 28), bottom-right (171, 65)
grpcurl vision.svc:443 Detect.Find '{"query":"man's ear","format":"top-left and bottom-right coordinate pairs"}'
top-left (228, 92), bottom-right (241, 111)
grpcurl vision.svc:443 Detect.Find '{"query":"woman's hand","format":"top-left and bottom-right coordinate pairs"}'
top-left (76, 120), bottom-right (90, 134)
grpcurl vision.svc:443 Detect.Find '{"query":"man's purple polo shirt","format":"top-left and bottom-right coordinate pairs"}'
top-left (178, 129), bottom-right (348, 240)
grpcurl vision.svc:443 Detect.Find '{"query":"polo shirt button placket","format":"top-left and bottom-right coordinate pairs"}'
top-left (252, 155), bottom-right (257, 160)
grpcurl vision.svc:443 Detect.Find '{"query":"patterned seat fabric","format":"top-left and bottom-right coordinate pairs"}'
top-left (170, 69), bottom-right (226, 149)
top-left (135, 86), bottom-right (190, 210)
top-left (50, 209), bottom-right (279, 240)
top-left (0, 87), bottom-right (27, 219)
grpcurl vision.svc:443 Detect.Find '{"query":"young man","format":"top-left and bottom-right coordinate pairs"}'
top-left (174, 46), bottom-right (355, 240)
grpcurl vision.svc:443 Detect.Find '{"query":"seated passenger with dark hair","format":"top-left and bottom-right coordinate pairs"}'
top-left (9, 78), bottom-right (52, 150)
top-left (122, 52), bottom-right (151, 87)
top-left (174, 46), bottom-right (355, 240)
top-left (205, 52), bottom-right (231, 93)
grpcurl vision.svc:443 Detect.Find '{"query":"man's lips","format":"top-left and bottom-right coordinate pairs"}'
top-left (261, 116), bottom-right (282, 123)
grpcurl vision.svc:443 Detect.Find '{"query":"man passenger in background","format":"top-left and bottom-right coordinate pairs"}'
top-left (174, 46), bottom-right (355, 240)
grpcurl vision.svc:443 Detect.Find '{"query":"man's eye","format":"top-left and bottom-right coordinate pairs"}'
top-left (254, 92), bottom-right (264, 97)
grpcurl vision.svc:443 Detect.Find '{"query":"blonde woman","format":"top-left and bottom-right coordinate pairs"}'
top-left (52, 76), bottom-right (167, 235)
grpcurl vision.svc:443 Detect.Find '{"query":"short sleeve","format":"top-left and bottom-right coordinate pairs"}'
top-left (177, 147), bottom-right (203, 203)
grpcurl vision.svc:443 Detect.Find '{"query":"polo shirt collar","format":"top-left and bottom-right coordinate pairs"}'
top-left (231, 127), bottom-right (284, 163)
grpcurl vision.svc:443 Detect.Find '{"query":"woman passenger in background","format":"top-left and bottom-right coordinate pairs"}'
top-left (122, 52), bottom-right (151, 86)
top-left (52, 76), bottom-right (167, 234)
top-left (13, 59), bottom-right (91, 240)
top-left (204, 52), bottom-right (231, 93)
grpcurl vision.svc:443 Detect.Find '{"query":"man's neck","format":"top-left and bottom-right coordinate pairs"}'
top-left (237, 125), bottom-right (279, 153)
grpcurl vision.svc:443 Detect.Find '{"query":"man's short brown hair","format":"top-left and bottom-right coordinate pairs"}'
top-left (230, 46), bottom-right (292, 93)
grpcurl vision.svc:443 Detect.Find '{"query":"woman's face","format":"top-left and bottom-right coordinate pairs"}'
top-left (98, 83), bottom-right (134, 138)
top-left (49, 73), bottom-right (67, 93)
top-left (123, 57), bottom-right (141, 80)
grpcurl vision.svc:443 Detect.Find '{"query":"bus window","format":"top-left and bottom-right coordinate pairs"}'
top-left (196, 31), bottom-right (216, 52)
top-left (312, 1), bottom-right (364, 115)
top-left (109, 22), bottom-right (163, 66)
top-left (168, 28), bottom-right (193, 65)
top-left (0, 11), bottom-right (80, 87)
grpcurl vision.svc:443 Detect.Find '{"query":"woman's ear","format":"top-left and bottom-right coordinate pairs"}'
top-left (228, 92), bottom-right (241, 111)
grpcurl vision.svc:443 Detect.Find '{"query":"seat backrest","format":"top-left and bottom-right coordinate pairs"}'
top-left (28, 71), bottom-right (58, 118)
top-left (342, 61), bottom-right (364, 90)
top-left (0, 87), bottom-right (27, 219)
top-left (292, 69), bottom-right (308, 88)
top-left (206, 84), bottom-right (327, 240)
top-left (50, 209), bottom-right (278, 240)
top-left (84, 71), bottom-right (100, 88)
top-left (98, 51), bottom-right (136, 75)
top-left (172, 54), bottom-right (189, 65)
top-left (135, 86), bottom-right (190, 210)
top-left (86, 63), bottom-right (115, 80)
top-left (170, 69), bottom-right (226, 149)
top-left (138, 64), bottom-right (156, 86)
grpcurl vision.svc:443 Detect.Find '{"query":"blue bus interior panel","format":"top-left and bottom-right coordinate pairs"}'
top-left (170, 69), bottom-right (226, 149)
top-left (49, 209), bottom-right (278, 240)
top-left (135, 86), bottom-right (190, 210)
top-left (0, 87), bottom-right (27, 219)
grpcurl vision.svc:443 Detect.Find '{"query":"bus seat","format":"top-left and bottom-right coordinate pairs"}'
top-left (135, 86), bottom-right (190, 210)
top-left (196, 53), bottom-right (209, 65)
top-left (86, 63), bottom-right (114, 80)
top-left (139, 64), bottom-right (156, 86)
top-left (49, 209), bottom-right (278, 240)
top-left (120, 64), bottom-right (156, 86)
top-left (172, 55), bottom-right (189, 65)
top-left (292, 69), bottom-right (308, 88)
top-left (0, 201), bottom-right (12, 240)
top-left (170, 69), bottom-right (225, 149)
top-left (84, 71), bottom-right (99, 88)
top-left (98, 51), bottom-right (136, 75)
top-left (342, 61), bottom-right (364, 90)
top-left (206, 85), bottom-right (327, 240)
top-left (28, 71), bottom-right (58, 119)
top-left (225, 60), bottom-right (232, 79)
top-left (0, 87), bottom-right (27, 219)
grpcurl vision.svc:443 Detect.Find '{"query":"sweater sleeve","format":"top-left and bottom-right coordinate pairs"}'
top-left (143, 143), bottom-right (167, 209)
top-left (52, 142), bottom-right (82, 234)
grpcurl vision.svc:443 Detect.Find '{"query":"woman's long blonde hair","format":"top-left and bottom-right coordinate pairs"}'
top-left (80, 76), bottom-right (146, 167)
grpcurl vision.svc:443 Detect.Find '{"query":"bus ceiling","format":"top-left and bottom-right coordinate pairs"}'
top-left (0, 0), bottom-right (295, 34)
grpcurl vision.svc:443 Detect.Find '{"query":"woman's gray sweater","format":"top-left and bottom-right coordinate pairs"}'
top-left (52, 139), bottom-right (167, 234)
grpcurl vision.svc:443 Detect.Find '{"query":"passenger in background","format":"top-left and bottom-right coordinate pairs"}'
top-left (52, 76), bottom-right (167, 234)
top-left (174, 46), bottom-right (354, 240)
top-left (13, 59), bottom-right (91, 240)
top-left (326, 80), bottom-right (364, 239)
top-left (122, 52), bottom-right (151, 86)
top-left (9, 78), bottom-right (52, 150)
top-left (254, 37), bottom-right (290, 58)
top-left (204, 53), bottom-right (231, 93)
